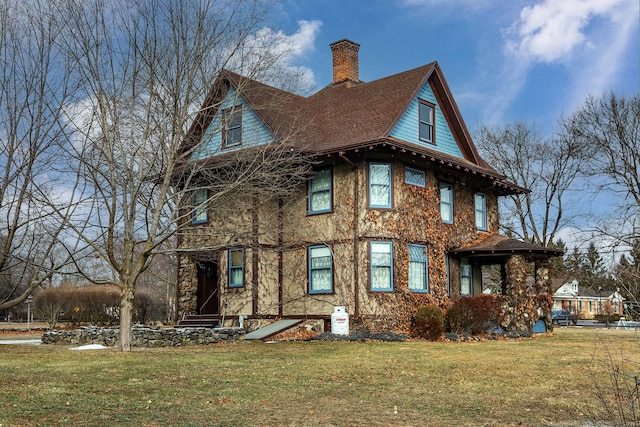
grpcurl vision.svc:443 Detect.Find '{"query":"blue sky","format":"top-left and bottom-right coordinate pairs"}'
top-left (249, 0), bottom-right (638, 259)
top-left (267, 0), bottom-right (638, 136)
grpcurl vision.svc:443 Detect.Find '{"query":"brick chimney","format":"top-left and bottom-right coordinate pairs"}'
top-left (330, 39), bottom-right (360, 85)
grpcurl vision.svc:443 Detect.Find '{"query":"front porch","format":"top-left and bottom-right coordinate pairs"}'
top-left (451, 235), bottom-right (564, 333)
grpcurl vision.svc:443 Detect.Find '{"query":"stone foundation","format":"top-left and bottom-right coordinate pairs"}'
top-left (42, 326), bottom-right (246, 347)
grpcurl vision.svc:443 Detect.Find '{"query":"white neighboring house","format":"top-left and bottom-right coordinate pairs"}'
top-left (553, 279), bottom-right (625, 318)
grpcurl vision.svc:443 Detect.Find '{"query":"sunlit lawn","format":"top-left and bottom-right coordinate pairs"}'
top-left (1, 328), bottom-right (638, 426)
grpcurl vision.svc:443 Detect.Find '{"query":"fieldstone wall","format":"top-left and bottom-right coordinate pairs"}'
top-left (501, 255), bottom-right (534, 332)
top-left (42, 326), bottom-right (246, 347)
top-left (177, 258), bottom-right (199, 319)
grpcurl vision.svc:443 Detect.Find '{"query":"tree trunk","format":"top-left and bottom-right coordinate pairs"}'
top-left (118, 287), bottom-right (134, 352)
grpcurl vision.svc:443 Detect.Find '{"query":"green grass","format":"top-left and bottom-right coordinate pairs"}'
top-left (1, 328), bottom-right (638, 426)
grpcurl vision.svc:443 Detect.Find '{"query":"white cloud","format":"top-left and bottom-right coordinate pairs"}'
top-left (565, 2), bottom-right (638, 109)
top-left (505, 0), bottom-right (627, 63)
top-left (480, 0), bottom-right (638, 125)
top-left (228, 20), bottom-right (322, 92)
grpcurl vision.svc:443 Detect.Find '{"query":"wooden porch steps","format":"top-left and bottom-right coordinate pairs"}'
top-left (176, 314), bottom-right (220, 328)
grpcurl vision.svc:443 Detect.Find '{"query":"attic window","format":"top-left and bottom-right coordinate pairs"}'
top-left (419, 100), bottom-right (435, 144)
top-left (223, 108), bottom-right (242, 148)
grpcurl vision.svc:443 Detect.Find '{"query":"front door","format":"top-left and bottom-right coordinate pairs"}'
top-left (197, 261), bottom-right (219, 315)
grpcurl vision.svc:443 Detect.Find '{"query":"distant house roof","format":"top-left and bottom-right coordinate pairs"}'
top-left (182, 57), bottom-right (526, 195)
top-left (451, 234), bottom-right (564, 259)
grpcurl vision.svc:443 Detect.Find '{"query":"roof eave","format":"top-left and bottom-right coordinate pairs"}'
top-left (314, 137), bottom-right (528, 195)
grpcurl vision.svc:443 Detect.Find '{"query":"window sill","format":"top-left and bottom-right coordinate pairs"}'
top-left (307, 210), bottom-right (333, 216)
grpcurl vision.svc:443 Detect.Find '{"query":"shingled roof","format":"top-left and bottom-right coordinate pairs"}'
top-left (451, 234), bottom-right (564, 259)
top-left (181, 43), bottom-right (526, 194)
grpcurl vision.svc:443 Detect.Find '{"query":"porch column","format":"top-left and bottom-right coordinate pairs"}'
top-left (177, 256), bottom-right (198, 319)
top-left (534, 259), bottom-right (554, 331)
top-left (503, 255), bottom-right (534, 333)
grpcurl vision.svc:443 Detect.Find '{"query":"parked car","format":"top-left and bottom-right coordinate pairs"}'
top-left (552, 310), bottom-right (577, 325)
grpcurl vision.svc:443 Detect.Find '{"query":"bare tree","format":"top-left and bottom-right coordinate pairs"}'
top-left (475, 122), bottom-right (587, 246)
top-left (57, 0), bottom-right (313, 351)
top-left (0, 0), bottom-right (79, 311)
top-left (561, 93), bottom-right (640, 246)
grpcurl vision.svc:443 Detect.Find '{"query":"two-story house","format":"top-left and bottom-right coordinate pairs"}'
top-left (175, 39), bottom-right (562, 334)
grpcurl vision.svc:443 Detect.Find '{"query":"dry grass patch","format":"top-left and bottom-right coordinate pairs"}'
top-left (0, 328), bottom-right (637, 426)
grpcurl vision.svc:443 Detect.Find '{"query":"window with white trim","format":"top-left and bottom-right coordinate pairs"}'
top-left (405, 166), bottom-right (426, 187)
top-left (192, 188), bottom-right (208, 224)
top-left (308, 245), bottom-right (333, 293)
top-left (439, 182), bottom-right (453, 224)
top-left (408, 244), bottom-right (428, 292)
top-left (475, 193), bottom-right (487, 230)
top-left (308, 168), bottom-right (332, 214)
top-left (228, 248), bottom-right (244, 287)
top-left (369, 162), bottom-right (391, 208)
top-left (370, 241), bottom-right (393, 291)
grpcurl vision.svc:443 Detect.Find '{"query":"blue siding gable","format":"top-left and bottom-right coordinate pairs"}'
top-left (192, 88), bottom-right (273, 161)
top-left (389, 82), bottom-right (463, 159)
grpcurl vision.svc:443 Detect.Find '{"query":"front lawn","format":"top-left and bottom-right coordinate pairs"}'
top-left (1, 328), bottom-right (637, 426)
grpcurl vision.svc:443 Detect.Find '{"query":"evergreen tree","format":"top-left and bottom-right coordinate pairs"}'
top-left (564, 247), bottom-right (584, 278)
top-left (581, 243), bottom-right (608, 292)
top-left (549, 239), bottom-right (567, 276)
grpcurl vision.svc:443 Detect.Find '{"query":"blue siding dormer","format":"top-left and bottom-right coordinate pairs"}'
top-left (192, 88), bottom-right (274, 161)
top-left (389, 83), bottom-right (463, 159)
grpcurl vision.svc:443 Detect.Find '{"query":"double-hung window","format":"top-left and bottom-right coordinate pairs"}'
top-left (405, 166), bottom-right (426, 187)
top-left (475, 193), bottom-right (487, 230)
top-left (308, 168), bottom-right (332, 214)
top-left (192, 188), bottom-right (208, 224)
top-left (439, 182), bottom-right (453, 224)
top-left (408, 244), bottom-right (428, 292)
top-left (460, 259), bottom-right (472, 296)
top-left (370, 241), bottom-right (393, 291)
top-left (369, 162), bottom-right (391, 208)
top-left (228, 248), bottom-right (244, 287)
top-left (419, 100), bottom-right (435, 144)
top-left (223, 108), bottom-right (242, 148)
top-left (308, 245), bottom-right (333, 293)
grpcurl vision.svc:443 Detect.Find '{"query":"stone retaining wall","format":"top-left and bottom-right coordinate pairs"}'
top-left (42, 326), bottom-right (246, 347)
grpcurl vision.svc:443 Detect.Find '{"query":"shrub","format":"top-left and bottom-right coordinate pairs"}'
top-left (445, 295), bottom-right (504, 335)
top-left (34, 287), bottom-right (73, 329)
top-left (38, 285), bottom-right (164, 326)
top-left (411, 305), bottom-right (444, 341)
top-left (594, 313), bottom-right (622, 323)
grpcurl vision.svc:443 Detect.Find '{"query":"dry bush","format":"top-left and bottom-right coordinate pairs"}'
top-left (36, 285), bottom-right (164, 326)
top-left (34, 287), bottom-right (73, 329)
top-left (587, 333), bottom-right (640, 426)
top-left (445, 295), bottom-right (504, 335)
top-left (411, 305), bottom-right (445, 341)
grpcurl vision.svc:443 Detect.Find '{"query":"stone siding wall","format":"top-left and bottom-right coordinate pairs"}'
top-left (42, 326), bottom-right (245, 347)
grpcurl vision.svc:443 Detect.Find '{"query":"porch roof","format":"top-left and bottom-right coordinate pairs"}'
top-left (451, 235), bottom-right (564, 260)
